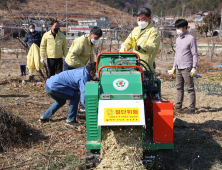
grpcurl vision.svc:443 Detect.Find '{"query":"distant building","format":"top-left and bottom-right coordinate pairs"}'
top-left (194, 10), bottom-right (220, 22)
top-left (68, 26), bottom-right (90, 36)
top-left (194, 15), bottom-right (203, 22)
top-left (78, 17), bottom-right (112, 27)
top-left (203, 11), bottom-right (210, 16)
top-left (211, 11), bottom-right (219, 14)
top-left (165, 16), bottom-right (175, 20)
top-left (67, 17), bottom-right (113, 36)
top-left (164, 16), bottom-right (175, 24)
top-left (22, 22), bottom-right (50, 32)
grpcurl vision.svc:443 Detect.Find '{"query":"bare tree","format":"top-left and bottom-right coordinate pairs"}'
top-left (158, 27), bottom-right (177, 60)
top-left (197, 12), bottom-right (221, 61)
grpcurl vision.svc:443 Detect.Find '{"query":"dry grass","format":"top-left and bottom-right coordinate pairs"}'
top-left (0, 73), bottom-right (87, 169)
top-left (162, 77), bottom-right (222, 169)
top-left (0, 0), bottom-right (133, 23)
top-left (0, 52), bottom-right (221, 169)
top-left (197, 59), bottom-right (216, 74)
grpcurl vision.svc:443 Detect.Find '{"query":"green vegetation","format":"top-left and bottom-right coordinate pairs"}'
top-left (0, 0), bottom-right (26, 10)
top-left (153, 0), bottom-right (222, 15)
top-left (93, 0), bottom-right (222, 17)
top-left (170, 0), bottom-right (222, 14)
top-left (1, 2), bottom-right (7, 10)
top-left (92, 0), bottom-right (145, 13)
top-left (155, 0), bottom-right (222, 15)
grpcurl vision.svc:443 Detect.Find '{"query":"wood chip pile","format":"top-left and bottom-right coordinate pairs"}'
top-left (0, 106), bottom-right (43, 152)
top-left (96, 126), bottom-right (146, 170)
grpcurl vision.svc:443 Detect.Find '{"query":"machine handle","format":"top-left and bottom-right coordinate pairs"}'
top-left (96, 52), bottom-right (141, 71)
top-left (98, 65), bottom-right (144, 81)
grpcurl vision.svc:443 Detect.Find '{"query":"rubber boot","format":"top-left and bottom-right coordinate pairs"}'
top-left (22, 65), bottom-right (26, 76)
top-left (20, 65), bottom-right (23, 76)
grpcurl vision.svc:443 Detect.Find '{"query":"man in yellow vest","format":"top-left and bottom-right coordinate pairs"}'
top-left (120, 7), bottom-right (160, 70)
top-left (64, 27), bottom-right (102, 71)
top-left (40, 20), bottom-right (68, 77)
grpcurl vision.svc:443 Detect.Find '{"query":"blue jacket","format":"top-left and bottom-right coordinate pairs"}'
top-left (46, 67), bottom-right (91, 107)
top-left (23, 31), bottom-right (42, 47)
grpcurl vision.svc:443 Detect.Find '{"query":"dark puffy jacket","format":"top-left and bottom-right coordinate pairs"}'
top-left (23, 31), bottom-right (42, 47)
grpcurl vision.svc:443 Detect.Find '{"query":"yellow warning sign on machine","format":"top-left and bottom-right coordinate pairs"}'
top-left (104, 108), bottom-right (140, 122)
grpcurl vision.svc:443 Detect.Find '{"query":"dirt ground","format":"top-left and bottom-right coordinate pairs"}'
top-left (0, 51), bottom-right (222, 170)
top-left (155, 53), bottom-right (222, 170)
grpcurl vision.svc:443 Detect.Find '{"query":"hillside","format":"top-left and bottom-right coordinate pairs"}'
top-left (92, 0), bottom-right (145, 13)
top-left (0, 0), bottom-right (133, 24)
top-left (2, 0), bottom-right (222, 19)
top-left (150, 0), bottom-right (222, 16)
top-left (92, 0), bottom-right (222, 16)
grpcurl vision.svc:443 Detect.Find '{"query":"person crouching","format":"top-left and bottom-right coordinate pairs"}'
top-left (39, 62), bottom-right (97, 126)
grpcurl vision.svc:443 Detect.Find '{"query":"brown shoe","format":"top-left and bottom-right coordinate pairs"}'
top-left (186, 109), bottom-right (195, 114)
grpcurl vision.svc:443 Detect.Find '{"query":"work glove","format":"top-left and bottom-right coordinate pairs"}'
top-left (40, 59), bottom-right (45, 64)
top-left (92, 75), bottom-right (100, 82)
top-left (168, 68), bottom-right (176, 75)
top-left (128, 37), bottom-right (137, 50)
top-left (119, 46), bottom-right (127, 52)
top-left (190, 68), bottom-right (197, 77)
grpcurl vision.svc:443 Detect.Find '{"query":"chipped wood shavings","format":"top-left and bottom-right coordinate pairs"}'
top-left (96, 126), bottom-right (146, 170)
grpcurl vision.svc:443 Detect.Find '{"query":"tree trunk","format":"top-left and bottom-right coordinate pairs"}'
top-left (210, 32), bottom-right (214, 61)
top-left (204, 33), bottom-right (210, 60)
top-left (110, 39), bottom-right (112, 52)
top-left (161, 30), bottom-right (163, 61)
top-left (100, 38), bottom-right (104, 54)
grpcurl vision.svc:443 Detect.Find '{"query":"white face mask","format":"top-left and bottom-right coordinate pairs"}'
top-left (138, 22), bottom-right (148, 29)
top-left (30, 29), bottom-right (35, 32)
top-left (91, 38), bottom-right (98, 44)
top-left (176, 29), bottom-right (183, 36)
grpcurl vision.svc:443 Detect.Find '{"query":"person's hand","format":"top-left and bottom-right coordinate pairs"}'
top-left (132, 37), bottom-right (137, 50)
top-left (119, 46), bottom-right (127, 52)
top-left (190, 68), bottom-right (197, 77)
top-left (40, 59), bottom-right (45, 64)
top-left (128, 37), bottom-right (137, 50)
top-left (168, 68), bottom-right (176, 75)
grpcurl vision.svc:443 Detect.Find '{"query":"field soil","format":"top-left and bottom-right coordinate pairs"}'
top-left (0, 52), bottom-right (221, 169)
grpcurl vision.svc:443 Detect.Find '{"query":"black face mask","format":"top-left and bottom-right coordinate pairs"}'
top-left (54, 28), bottom-right (59, 33)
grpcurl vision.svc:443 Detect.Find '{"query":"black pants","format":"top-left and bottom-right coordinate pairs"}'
top-left (47, 58), bottom-right (63, 77)
top-left (63, 60), bottom-right (75, 71)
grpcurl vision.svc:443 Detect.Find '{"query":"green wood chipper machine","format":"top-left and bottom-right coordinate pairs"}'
top-left (85, 52), bottom-right (174, 169)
